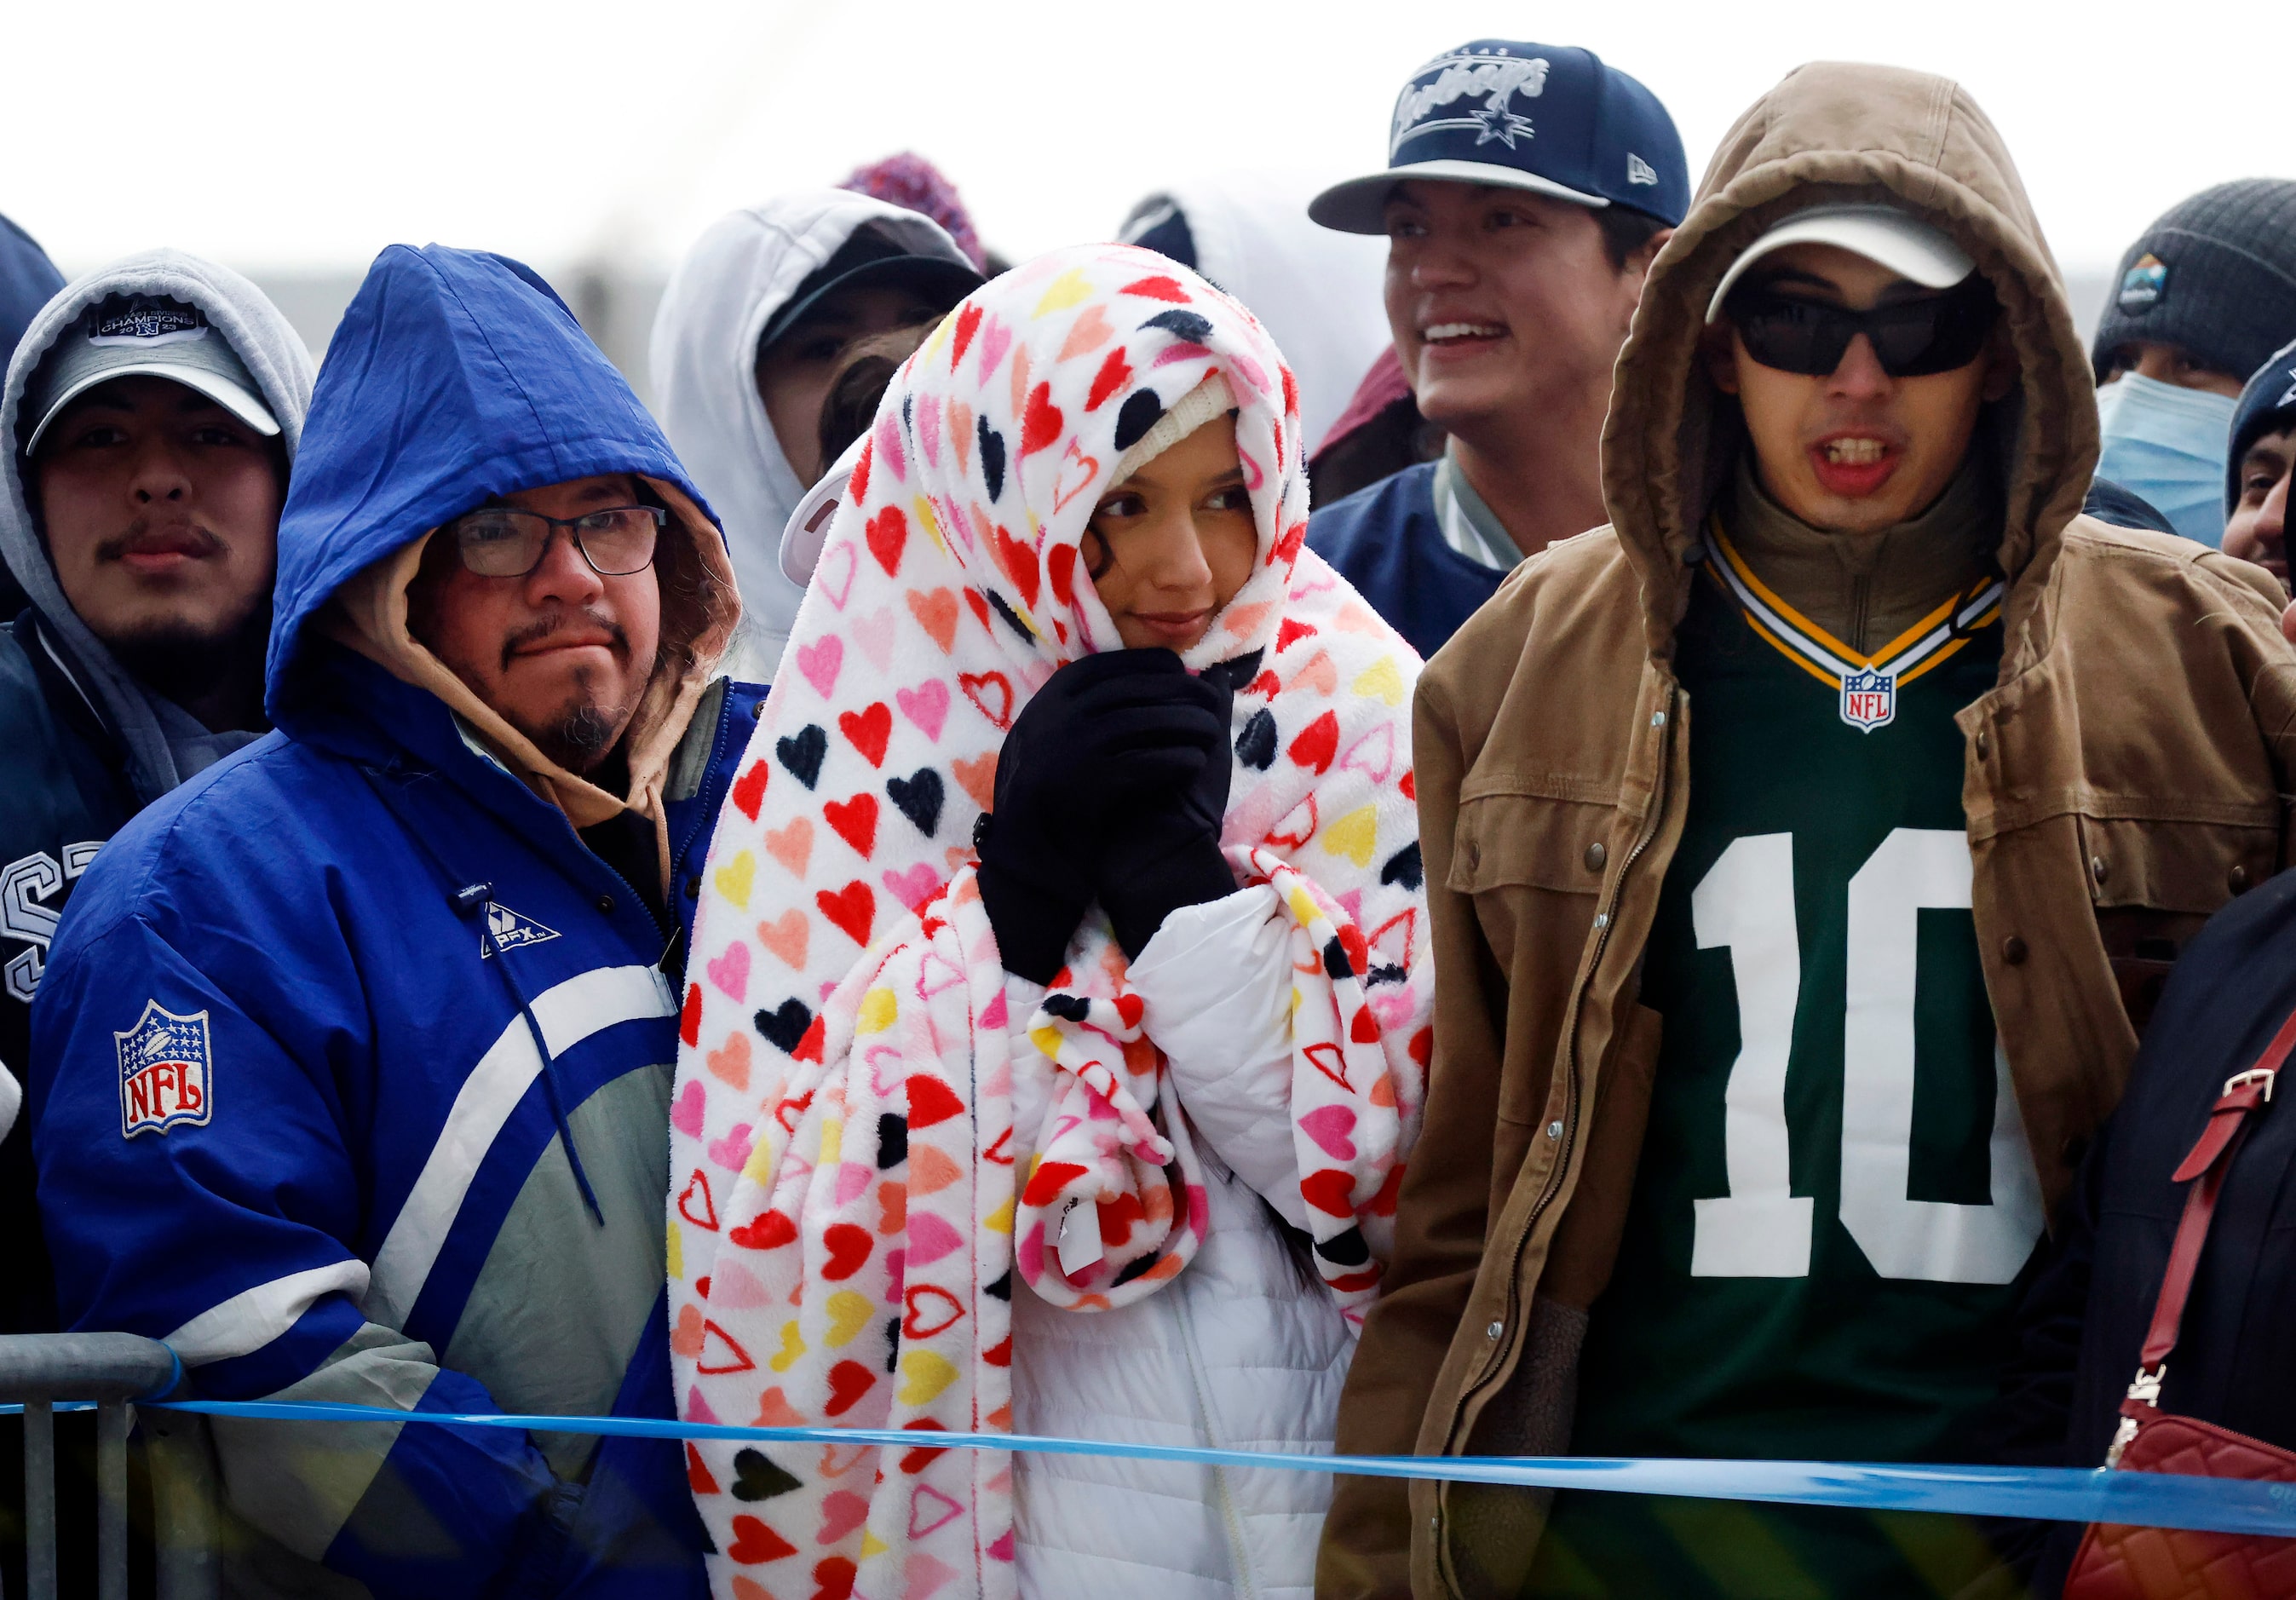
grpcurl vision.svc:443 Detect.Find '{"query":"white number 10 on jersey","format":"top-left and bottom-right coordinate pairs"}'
top-left (1688, 828), bottom-right (2045, 1285)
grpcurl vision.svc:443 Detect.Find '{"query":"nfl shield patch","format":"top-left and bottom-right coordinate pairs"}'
top-left (1839, 667), bottom-right (1896, 733)
top-left (117, 1001), bottom-right (213, 1138)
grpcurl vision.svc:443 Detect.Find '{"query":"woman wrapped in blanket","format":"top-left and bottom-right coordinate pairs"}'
top-left (670, 244), bottom-right (1433, 1600)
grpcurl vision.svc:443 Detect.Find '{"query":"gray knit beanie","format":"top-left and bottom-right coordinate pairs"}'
top-left (2091, 179), bottom-right (2296, 384)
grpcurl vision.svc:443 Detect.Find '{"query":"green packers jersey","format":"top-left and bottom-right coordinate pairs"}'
top-left (1528, 527), bottom-right (2045, 1598)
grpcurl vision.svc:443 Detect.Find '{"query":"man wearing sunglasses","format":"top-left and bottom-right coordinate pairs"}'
top-left (1326, 63), bottom-right (2296, 1600)
top-left (29, 245), bottom-right (759, 1596)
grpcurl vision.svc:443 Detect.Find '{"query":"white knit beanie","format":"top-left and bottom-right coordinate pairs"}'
top-left (1110, 371), bottom-right (1238, 486)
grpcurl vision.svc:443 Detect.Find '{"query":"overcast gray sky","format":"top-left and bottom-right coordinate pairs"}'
top-left (3, 0), bottom-right (2282, 283)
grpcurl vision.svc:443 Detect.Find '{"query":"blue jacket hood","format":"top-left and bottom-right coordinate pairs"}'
top-left (269, 245), bottom-right (727, 712)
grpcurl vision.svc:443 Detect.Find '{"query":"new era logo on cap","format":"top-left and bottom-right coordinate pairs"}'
top-left (1310, 39), bottom-right (1689, 237)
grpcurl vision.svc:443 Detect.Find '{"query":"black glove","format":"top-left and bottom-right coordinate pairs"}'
top-left (1094, 668), bottom-right (1235, 962)
top-left (975, 650), bottom-right (1227, 982)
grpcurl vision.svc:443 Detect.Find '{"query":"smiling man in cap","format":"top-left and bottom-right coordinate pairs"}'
top-left (1326, 62), bottom-right (2296, 1598)
top-left (1303, 41), bottom-right (1688, 661)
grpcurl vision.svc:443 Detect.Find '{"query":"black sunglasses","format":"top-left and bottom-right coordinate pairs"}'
top-left (1723, 276), bottom-right (2000, 378)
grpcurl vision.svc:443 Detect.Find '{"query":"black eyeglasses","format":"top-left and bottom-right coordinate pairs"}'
top-left (444, 504), bottom-right (665, 578)
top-left (1723, 277), bottom-right (2000, 378)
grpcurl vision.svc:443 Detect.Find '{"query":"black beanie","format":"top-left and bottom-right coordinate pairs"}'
top-left (2225, 337), bottom-right (2296, 515)
top-left (2091, 178), bottom-right (2296, 385)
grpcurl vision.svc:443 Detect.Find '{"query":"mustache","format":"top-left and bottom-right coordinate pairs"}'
top-left (93, 520), bottom-right (226, 563)
top-left (499, 606), bottom-right (629, 672)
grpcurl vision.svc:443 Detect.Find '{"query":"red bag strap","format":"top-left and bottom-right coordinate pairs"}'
top-left (2104, 1002), bottom-right (2296, 1465)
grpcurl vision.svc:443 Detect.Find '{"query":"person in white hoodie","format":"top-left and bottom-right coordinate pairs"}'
top-left (649, 192), bottom-right (981, 676)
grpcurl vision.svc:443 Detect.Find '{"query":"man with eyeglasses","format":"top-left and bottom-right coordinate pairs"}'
top-left (28, 245), bottom-right (761, 1595)
top-left (1325, 64), bottom-right (2296, 1599)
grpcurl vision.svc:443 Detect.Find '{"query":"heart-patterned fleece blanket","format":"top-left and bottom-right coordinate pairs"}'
top-left (670, 243), bottom-right (1432, 1600)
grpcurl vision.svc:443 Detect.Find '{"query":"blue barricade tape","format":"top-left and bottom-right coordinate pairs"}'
top-left (80, 1396), bottom-right (2284, 1539)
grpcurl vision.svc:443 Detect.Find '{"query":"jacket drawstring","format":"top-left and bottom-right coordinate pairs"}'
top-left (358, 765), bottom-right (608, 1226)
top-left (451, 881), bottom-right (607, 1225)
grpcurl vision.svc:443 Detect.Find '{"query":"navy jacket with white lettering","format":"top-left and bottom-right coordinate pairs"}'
top-left (28, 245), bottom-right (764, 1597)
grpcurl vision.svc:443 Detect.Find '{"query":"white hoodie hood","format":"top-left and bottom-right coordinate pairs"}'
top-left (648, 190), bottom-right (975, 676)
top-left (1118, 174), bottom-right (1391, 451)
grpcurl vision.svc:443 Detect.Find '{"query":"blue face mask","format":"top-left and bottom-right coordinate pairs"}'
top-left (2094, 372), bottom-right (2240, 546)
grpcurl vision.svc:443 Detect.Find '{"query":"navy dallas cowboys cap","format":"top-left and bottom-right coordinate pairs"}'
top-left (1310, 41), bottom-right (1689, 235)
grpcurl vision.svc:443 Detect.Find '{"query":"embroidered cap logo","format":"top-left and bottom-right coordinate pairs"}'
top-left (1390, 48), bottom-right (1551, 155)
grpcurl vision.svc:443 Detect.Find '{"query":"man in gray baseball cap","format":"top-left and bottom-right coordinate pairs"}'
top-left (0, 256), bottom-right (310, 1332)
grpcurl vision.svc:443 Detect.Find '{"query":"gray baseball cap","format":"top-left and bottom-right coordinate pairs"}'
top-left (21, 293), bottom-right (278, 457)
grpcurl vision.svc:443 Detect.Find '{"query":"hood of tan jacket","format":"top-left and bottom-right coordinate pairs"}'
top-left (1319, 62), bottom-right (2296, 1600)
top-left (1605, 60), bottom-right (2097, 661)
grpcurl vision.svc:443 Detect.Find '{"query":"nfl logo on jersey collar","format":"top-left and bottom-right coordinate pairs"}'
top-left (117, 999), bottom-right (214, 1137)
top-left (1700, 519), bottom-right (2002, 734)
top-left (1308, 40), bottom-right (1690, 235)
top-left (1840, 666), bottom-right (1896, 732)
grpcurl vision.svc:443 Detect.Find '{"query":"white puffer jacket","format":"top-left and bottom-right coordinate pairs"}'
top-left (1010, 886), bottom-right (1355, 1599)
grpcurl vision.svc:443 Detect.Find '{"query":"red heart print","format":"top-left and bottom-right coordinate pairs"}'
top-left (1301, 1166), bottom-right (1357, 1217)
top-left (686, 1442), bottom-right (719, 1495)
top-left (679, 981), bottom-right (702, 1048)
top-left (726, 1514), bottom-right (797, 1563)
top-left (816, 881), bottom-right (875, 947)
top-left (697, 1318), bottom-right (756, 1375)
top-left (899, 1419), bottom-right (951, 1474)
top-left (1305, 1042), bottom-right (1354, 1091)
top-left (964, 589), bottom-right (993, 636)
top-left (1121, 275), bottom-right (1191, 302)
top-left (730, 1209), bottom-right (797, 1251)
top-left (731, 759), bottom-right (769, 821)
top-left (866, 506), bottom-right (906, 576)
top-left (811, 1557), bottom-right (858, 1600)
top-left (1021, 1160), bottom-right (1089, 1206)
top-left (1351, 1006), bottom-right (1381, 1044)
top-left (1276, 617), bottom-right (1317, 652)
top-left (849, 438), bottom-right (872, 507)
top-left (823, 793), bottom-right (879, 858)
top-left (1400, 768), bottom-right (1416, 801)
top-left (838, 702), bottom-right (891, 767)
top-left (1409, 1027), bottom-right (1433, 1068)
top-left (906, 1074), bottom-right (964, 1128)
top-left (678, 1168), bottom-right (719, 1230)
top-left (1273, 519), bottom-right (1308, 567)
top-left (1288, 711), bottom-right (1339, 774)
top-left (793, 1016), bottom-right (826, 1063)
top-left (1020, 382), bottom-right (1063, 458)
top-left (958, 671), bottom-right (1014, 729)
top-left (823, 1361), bottom-right (876, 1418)
top-left (821, 1222), bottom-right (873, 1280)
top-left (1086, 347), bottom-right (1134, 412)
top-left (902, 1284), bottom-right (965, 1339)
top-left (950, 302), bottom-right (982, 369)
top-left (1370, 1163), bottom-right (1407, 1217)
top-left (993, 527), bottom-right (1040, 609)
top-left (1046, 544), bottom-right (1078, 608)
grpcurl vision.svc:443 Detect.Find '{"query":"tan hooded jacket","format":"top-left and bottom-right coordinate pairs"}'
top-left (1320, 62), bottom-right (2296, 1599)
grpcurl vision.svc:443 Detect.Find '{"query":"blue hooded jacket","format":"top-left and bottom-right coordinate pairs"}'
top-left (30, 245), bottom-right (763, 1597)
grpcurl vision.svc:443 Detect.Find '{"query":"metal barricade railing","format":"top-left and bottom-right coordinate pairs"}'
top-left (0, 1332), bottom-right (215, 1600)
